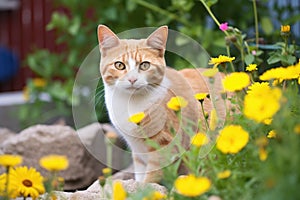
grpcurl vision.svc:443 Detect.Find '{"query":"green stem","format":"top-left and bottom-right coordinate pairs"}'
top-left (132, 0), bottom-right (191, 27)
top-left (199, 0), bottom-right (229, 36)
top-left (105, 137), bottom-right (113, 168)
top-left (284, 36), bottom-right (288, 53)
top-left (200, 102), bottom-right (210, 130)
top-left (226, 46), bottom-right (235, 72)
top-left (252, 0), bottom-right (259, 49)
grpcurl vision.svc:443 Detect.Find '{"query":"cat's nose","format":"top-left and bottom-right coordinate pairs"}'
top-left (128, 77), bottom-right (137, 85)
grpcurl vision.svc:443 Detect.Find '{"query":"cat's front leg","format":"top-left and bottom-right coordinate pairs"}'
top-left (132, 154), bottom-right (146, 182)
top-left (143, 153), bottom-right (163, 183)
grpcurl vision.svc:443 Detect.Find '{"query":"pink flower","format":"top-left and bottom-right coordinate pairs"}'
top-left (251, 50), bottom-right (257, 55)
top-left (219, 22), bottom-right (228, 32)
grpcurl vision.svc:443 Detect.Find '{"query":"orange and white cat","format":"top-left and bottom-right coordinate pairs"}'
top-left (97, 25), bottom-right (225, 183)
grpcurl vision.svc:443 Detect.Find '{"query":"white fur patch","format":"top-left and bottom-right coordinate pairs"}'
top-left (128, 57), bottom-right (136, 70)
top-left (104, 76), bottom-right (170, 143)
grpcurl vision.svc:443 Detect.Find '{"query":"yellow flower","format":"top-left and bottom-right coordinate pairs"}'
top-left (39, 155), bottom-right (69, 172)
top-left (143, 191), bottom-right (166, 200)
top-left (208, 55), bottom-right (235, 68)
top-left (255, 136), bottom-right (269, 148)
top-left (247, 82), bottom-right (270, 95)
top-left (246, 64), bottom-right (258, 72)
top-left (222, 72), bottom-right (250, 92)
top-left (113, 181), bottom-right (126, 200)
top-left (128, 112), bottom-right (146, 124)
top-left (263, 118), bottom-right (273, 125)
top-left (244, 86), bottom-right (282, 123)
top-left (33, 78), bottom-right (47, 88)
top-left (194, 93), bottom-right (209, 103)
top-left (259, 61), bottom-right (300, 81)
top-left (267, 130), bottom-right (277, 138)
top-left (167, 96), bottom-right (188, 111)
top-left (216, 125), bottom-right (249, 154)
top-left (217, 170), bottom-right (231, 179)
top-left (294, 124), bottom-right (300, 134)
top-left (259, 147), bottom-right (268, 161)
top-left (0, 154), bottom-right (22, 168)
top-left (174, 174), bottom-right (211, 197)
top-left (202, 68), bottom-right (219, 77)
top-left (10, 166), bottom-right (45, 199)
top-left (23, 86), bottom-right (30, 101)
top-left (0, 173), bottom-right (18, 198)
top-left (102, 167), bottom-right (112, 177)
top-left (281, 25), bottom-right (290, 33)
top-left (191, 132), bottom-right (209, 147)
top-left (209, 109), bottom-right (218, 131)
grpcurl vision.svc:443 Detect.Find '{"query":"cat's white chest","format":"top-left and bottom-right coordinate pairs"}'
top-left (104, 78), bottom-right (169, 140)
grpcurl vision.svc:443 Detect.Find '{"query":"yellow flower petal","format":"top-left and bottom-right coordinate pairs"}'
top-left (0, 154), bottom-right (22, 167)
top-left (208, 55), bottom-right (235, 68)
top-left (9, 166), bottom-right (45, 199)
top-left (246, 64), bottom-right (258, 72)
top-left (33, 78), bottom-right (47, 88)
top-left (39, 155), bottom-right (69, 172)
top-left (217, 170), bottom-right (231, 179)
top-left (294, 124), bottom-right (300, 135)
top-left (281, 25), bottom-right (290, 33)
top-left (222, 72), bottom-right (250, 92)
top-left (194, 93), bottom-right (209, 102)
top-left (259, 147), bottom-right (268, 161)
top-left (259, 61), bottom-right (300, 81)
top-left (267, 130), bottom-right (277, 138)
top-left (128, 112), bottom-right (146, 124)
top-left (217, 125), bottom-right (249, 154)
top-left (202, 68), bottom-right (219, 78)
top-left (113, 181), bottom-right (127, 200)
top-left (191, 132), bottom-right (209, 147)
top-left (209, 109), bottom-right (218, 131)
top-left (167, 96), bottom-right (188, 111)
top-left (102, 167), bottom-right (112, 177)
top-left (174, 174), bottom-right (211, 197)
top-left (244, 85), bottom-right (282, 123)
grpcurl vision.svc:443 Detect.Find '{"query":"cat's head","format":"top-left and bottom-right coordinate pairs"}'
top-left (97, 25), bottom-right (168, 94)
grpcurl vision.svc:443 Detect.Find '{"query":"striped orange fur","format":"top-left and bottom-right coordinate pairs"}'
top-left (97, 25), bottom-right (225, 183)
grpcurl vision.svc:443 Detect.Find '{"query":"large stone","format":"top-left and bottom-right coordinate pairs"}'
top-left (0, 127), bottom-right (16, 144)
top-left (0, 124), bottom-right (105, 190)
top-left (52, 179), bottom-right (167, 200)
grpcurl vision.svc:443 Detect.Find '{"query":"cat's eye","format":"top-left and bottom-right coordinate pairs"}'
top-left (114, 61), bottom-right (126, 70)
top-left (139, 61), bottom-right (150, 71)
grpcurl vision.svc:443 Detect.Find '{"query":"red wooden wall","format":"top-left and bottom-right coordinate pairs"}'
top-left (0, 0), bottom-right (59, 92)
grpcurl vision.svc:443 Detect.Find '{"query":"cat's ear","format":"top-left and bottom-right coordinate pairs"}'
top-left (97, 25), bottom-right (120, 53)
top-left (146, 26), bottom-right (168, 56)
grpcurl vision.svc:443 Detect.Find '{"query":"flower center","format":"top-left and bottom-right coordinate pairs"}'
top-left (22, 179), bottom-right (33, 187)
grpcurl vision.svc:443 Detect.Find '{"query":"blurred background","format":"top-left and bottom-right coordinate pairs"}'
top-left (0, 0), bottom-right (299, 131)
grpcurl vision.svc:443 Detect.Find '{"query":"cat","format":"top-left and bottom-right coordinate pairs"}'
top-left (97, 25), bottom-right (226, 183)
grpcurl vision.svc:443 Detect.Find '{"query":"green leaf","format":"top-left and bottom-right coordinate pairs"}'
top-left (68, 17), bottom-right (81, 35)
top-left (126, 0), bottom-right (137, 11)
top-left (267, 53), bottom-right (281, 65)
top-left (281, 54), bottom-right (296, 66)
top-left (261, 17), bottom-right (274, 35)
top-left (245, 54), bottom-right (255, 65)
top-left (46, 12), bottom-right (69, 31)
top-left (205, 0), bottom-right (218, 7)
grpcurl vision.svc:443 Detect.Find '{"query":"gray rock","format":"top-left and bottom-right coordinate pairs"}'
top-left (1, 124), bottom-right (105, 190)
top-left (0, 127), bottom-right (16, 144)
top-left (54, 179), bottom-right (167, 200)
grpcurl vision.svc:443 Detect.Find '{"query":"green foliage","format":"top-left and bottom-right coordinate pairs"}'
top-left (22, 0), bottom-right (300, 127)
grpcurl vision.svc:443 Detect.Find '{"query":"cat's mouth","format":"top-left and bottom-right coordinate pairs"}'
top-left (126, 86), bottom-right (142, 91)
top-left (125, 85), bottom-right (147, 93)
